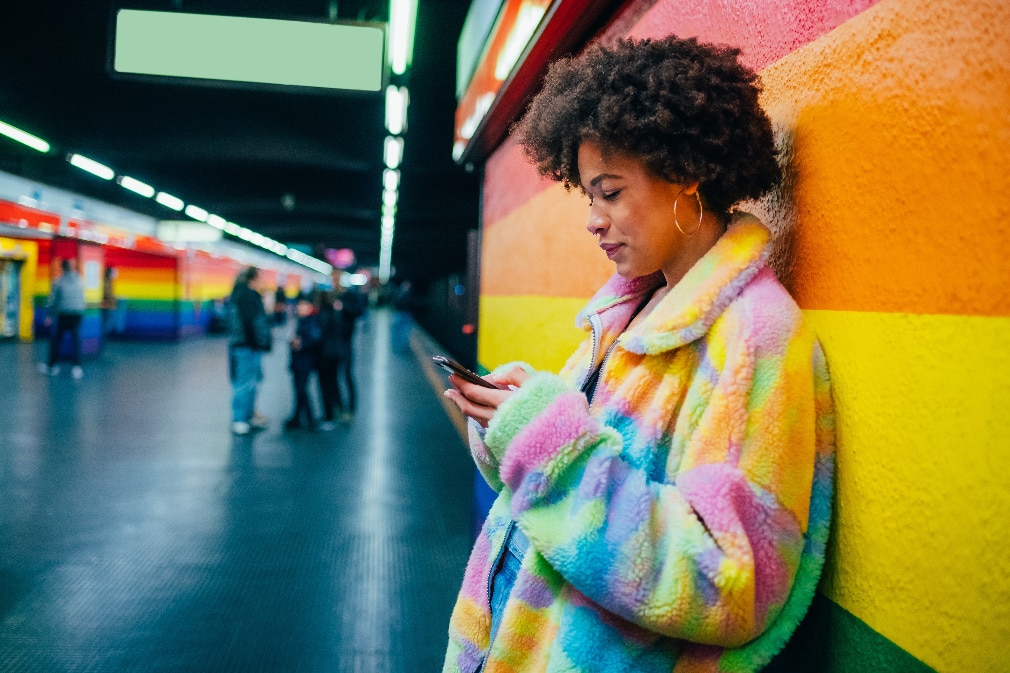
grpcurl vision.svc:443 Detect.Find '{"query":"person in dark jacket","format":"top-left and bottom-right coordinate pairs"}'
top-left (285, 295), bottom-right (322, 430)
top-left (335, 285), bottom-right (367, 419)
top-left (315, 291), bottom-right (347, 430)
top-left (228, 267), bottom-right (272, 435)
top-left (40, 258), bottom-right (87, 379)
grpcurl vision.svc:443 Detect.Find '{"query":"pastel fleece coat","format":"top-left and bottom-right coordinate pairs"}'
top-left (443, 215), bottom-right (835, 673)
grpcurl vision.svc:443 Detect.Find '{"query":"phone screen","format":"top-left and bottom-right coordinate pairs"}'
top-left (432, 356), bottom-right (499, 389)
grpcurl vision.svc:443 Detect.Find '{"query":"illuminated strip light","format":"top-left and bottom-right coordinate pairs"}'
top-left (185, 204), bottom-right (209, 221)
top-left (155, 191), bottom-right (185, 211)
top-left (383, 168), bottom-right (400, 192)
top-left (494, 4), bottom-right (547, 81)
top-left (0, 120), bottom-right (50, 153)
top-left (384, 136), bottom-right (404, 169)
top-left (382, 188), bottom-right (398, 208)
top-left (71, 152), bottom-right (325, 273)
top-left (68, 154), bottom-right (115, 180)
top-left (119, 175), bottom-right (156, 198)
top-left (282, 248), bottom-right (332, 275)
top-left (388, 0), bottom-right (417, 76)
top-left (385, 85), bottom-right (409, 134)
top-left (379, 212), bottom-right (395, 283)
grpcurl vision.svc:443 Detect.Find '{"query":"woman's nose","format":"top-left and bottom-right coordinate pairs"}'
top-left (586, 205), bottom-right (608, 237)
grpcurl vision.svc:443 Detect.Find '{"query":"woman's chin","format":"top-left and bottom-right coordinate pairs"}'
top-left (615, 262), bottom-right (655, 280)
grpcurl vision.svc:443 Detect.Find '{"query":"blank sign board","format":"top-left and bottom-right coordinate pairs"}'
top-left (113, 10), bottom-right (385, 92)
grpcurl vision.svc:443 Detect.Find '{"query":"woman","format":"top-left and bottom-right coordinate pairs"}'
top-left (443, 37), bottom-right (834, 673)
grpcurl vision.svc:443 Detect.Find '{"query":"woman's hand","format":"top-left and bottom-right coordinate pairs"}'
top-left (444, 365), bottom-right (530, 428)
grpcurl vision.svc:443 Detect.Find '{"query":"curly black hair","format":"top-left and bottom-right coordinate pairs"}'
top-left (512, 36), bottom-right (781, 215)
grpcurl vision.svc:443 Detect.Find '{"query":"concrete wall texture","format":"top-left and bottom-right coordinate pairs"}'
top-left (475, 0), bottom-right (1010, 671)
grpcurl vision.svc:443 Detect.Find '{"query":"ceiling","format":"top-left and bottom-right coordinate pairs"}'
top-left (0, 0), bottom-right (480, 283)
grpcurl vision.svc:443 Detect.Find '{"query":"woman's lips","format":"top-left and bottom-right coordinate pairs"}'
top-left (600, 243), bottom-right (621, 259)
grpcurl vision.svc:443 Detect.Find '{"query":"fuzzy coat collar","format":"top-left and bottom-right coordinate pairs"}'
top-left (575, 212), bottom-right (771, 355)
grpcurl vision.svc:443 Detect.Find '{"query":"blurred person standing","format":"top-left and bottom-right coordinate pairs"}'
top-left (39, 259), bottom-right (87, 379)
top-left (100, 266), bottom-right (119, 342)
top-left (228, 267), bottom-right (272, 435)
top-left (391, 279), bottom-right (416, 354)
top-left (273, 284), bottom-right (289, 326)
top-left (285, 295), bottom-right (322, 431)
top-left (336, 284), bottom-right (367, 419)
top-left (315, 291), bottom-right (347, 430)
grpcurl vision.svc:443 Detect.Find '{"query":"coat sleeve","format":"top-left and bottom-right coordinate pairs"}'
top-left (465, 360), bottom-right (539, 494)
top-left (484, 320), bottom-right (821, 648)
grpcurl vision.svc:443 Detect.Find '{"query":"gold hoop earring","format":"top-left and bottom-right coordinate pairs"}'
top-left (674, 188), bottom-right (703, 235)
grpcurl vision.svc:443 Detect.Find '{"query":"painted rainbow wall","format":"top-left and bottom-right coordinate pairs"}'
top-left (475, 0), bottom-right (1010, 670)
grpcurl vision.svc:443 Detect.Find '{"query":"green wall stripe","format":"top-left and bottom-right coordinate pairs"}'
top-left (765, 594), bottom-right (935, 673)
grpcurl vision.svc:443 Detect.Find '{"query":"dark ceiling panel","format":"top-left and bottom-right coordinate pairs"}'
top-left (0, 0), bottom-right (480, 283)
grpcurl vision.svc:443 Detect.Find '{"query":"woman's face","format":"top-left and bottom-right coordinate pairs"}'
top-left (577, 140), bottom-right (693, 280)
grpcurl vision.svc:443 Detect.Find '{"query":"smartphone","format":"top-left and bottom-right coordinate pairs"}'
top-left (432, 355), bottom-right (500, 389)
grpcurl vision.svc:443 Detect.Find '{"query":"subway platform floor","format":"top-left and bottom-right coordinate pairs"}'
top-left (0, 310), bottom-right (474, 673)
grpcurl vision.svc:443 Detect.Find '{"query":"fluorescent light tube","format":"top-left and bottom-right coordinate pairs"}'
top-left (388, 0), bottom-right (417, 76)
top-left (384, 136), bottom-right (404, 169)
top-left (383, 168), bottom-right (400, 192)
top-left (0, 120), bottom-right (50, 153)
top-left (155, 192), bottom-right (185, 211)
top-left (185, 204), bottom-right (209, 221)
top-left (206, 214), bottom-right (227, 229)
top-left (119, 176), bottom-right (156, 198)
top-left (385, 86), bottom-right (408, 134)
top-left (69, 154), bottom-right (115, 180)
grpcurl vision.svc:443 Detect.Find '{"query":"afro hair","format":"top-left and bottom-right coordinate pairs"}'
top-left (512, 36), bottom-right (782, 215)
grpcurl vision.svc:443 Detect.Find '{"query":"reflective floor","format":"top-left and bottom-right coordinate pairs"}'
top-left (0, 310), bottom-right (473, 673)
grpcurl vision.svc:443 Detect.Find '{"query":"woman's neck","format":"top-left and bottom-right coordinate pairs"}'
top-left (661, 212), bottom-right (727, 290)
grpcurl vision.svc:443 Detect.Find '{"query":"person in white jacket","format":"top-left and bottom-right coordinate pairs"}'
top-left (41, 258), bottom-right (87, 379)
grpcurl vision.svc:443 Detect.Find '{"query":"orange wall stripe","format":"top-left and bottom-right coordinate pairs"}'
top-left (481, 183), bottom-right (611, 297)
top-left (757, 0), bottom-right (1010, 316)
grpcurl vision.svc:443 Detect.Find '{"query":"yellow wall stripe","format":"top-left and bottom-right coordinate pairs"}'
top-left (478, 296), bottom-right (590, 372)
top-left (806, 309), bottom-right (1010, 673)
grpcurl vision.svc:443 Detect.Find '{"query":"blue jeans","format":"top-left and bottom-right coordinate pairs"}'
top-left (230, 347), bottom-right (262, 423)
top-left (486, 525), bottom-right (529, 654)
top-left (48, 313), bottom-right (82, 367)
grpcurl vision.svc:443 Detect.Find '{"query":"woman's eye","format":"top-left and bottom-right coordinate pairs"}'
top-left (603, 190), bottom-right (621, 202)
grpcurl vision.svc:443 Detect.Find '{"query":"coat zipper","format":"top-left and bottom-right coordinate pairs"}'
top-left (581, 313), bottom-right (622, 406)
top-left (590, 339), bottom-right (620, 406)
top-left (579, 314), bottom-right (603, 393)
